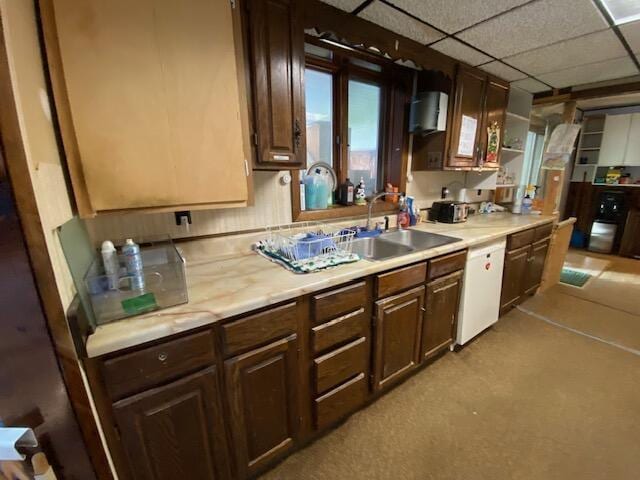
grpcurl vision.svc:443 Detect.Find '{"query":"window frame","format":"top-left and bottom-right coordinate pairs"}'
top-left (291, 36), bottom-right (407, 222)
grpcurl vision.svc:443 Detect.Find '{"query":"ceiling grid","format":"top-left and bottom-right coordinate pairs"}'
top-left (322, 0), bottom-right (640, 94)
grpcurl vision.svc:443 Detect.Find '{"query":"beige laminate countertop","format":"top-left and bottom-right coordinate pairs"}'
top-left (86, 213), bottom-right (556, 358)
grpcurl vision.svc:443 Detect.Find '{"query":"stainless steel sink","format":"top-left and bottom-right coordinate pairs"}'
top-left (351, 237), bottom-right (415, 261)
top-left (351, 229), bottom-right (462, 261)
top-left (380, 229), bottom-right (462, 250)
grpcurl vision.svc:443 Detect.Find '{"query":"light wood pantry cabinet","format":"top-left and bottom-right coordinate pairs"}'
top-left (447, 65), bottom-right (509, 170)
top-left (40, 0), bottom-right (252, 216)
top-left (244, 0), bottom-right (306, 169)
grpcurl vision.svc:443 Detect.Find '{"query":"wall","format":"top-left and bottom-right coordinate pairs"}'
top-left (85, 170), bottom-right (292, 246)
top-left (407, 170), bottom-right (492, 210)
top-left (0, 0), bottom-right (76, 308)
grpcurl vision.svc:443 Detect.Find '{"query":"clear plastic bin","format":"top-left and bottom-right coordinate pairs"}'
top-left (84, 236), bottom-right (187, 324)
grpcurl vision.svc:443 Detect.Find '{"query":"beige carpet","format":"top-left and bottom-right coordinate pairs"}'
top-left (260, 309), bottom-right (640, 480)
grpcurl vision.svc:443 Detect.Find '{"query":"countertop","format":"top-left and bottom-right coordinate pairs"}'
top-left (86, 213), bottom-right (556, 358)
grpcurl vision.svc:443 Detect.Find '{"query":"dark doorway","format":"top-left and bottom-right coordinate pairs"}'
top-left (0, 149), bottom-right (96, 479)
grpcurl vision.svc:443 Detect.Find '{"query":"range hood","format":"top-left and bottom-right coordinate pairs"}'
top-left (409, 91), bottom-right (448, 134)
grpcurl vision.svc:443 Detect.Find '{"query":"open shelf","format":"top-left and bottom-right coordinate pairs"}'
top-left (579, 147), bottom-right (600, 151)
top-left (582, 131), bottom-right (603, 135)
top-left (495, 183), bottom-right (517, 188)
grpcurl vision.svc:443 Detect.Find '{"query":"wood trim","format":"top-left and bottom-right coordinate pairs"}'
top-left (38, 0), bottom-right (94, 216)
top-left (0, 12), bottom-right (112, 479)
top-left (533, 81), bottom-right (640, 106)
top-left (304, 0), bottom-right (455, 78)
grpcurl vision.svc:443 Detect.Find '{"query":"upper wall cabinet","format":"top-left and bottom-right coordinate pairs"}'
top-left (599, 113), bottom-right (640, 167)
top-left (245, 0), bottom-right (306, 169)
top-left (446, 65), bottom-right (509, 170)
top-left (41, 0), bottom-right (252, 217)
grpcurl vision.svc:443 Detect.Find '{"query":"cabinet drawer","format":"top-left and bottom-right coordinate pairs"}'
top-left (427, 250), bottom-right (466, 280)
top-left (311, 308), bottom-right (368, 354)
top-left (507, 228), bottom-right (535, 250)
top-left (376, 262), bottom-right (427, 298)
top-left (312, 281), bottom-right (366, 324)
top-left (314, 373), bottom-right (368, 430)
top-left (101, 330), bottom-right (216, 400)
top-left (314, 336), bottom-right (368, 394)
top-left (221, 302), bottom-right (297, 357)
top-left (534, 222), bottom-right (553, 241)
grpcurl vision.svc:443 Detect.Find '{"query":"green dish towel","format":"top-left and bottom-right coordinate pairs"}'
top-left (255, 242), bottom-right (360, 274)
top-left (560, 268), bottom-right (591, 287)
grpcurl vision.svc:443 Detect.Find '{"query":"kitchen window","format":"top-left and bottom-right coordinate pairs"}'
top-left (292, 38), bottom-right (410, 221)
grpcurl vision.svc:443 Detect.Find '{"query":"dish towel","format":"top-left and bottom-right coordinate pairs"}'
top-left (254, 241), bottom-right (360, 274)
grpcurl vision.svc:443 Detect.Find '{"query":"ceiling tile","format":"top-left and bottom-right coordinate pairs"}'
top-left (510, 77), bottom-right (550, 93)
top-left (537, 56), bottom-right (638, 88)
top-left (457, 0), bottom-right (608, 58)
top-left (319, 0), bottom-right (363, 12)
top-left (479, 61), bottom-right (527, 81)
top-left (429, 38), bottom-right (493, 66)
top-left (504, 29), bottom-right (626, 75)
top-left (358, 1), bottom-right (445, 45)
top-left (386, 0), bottom-right (530, 33)
top-left (620, 19), bottom-right (640, 52)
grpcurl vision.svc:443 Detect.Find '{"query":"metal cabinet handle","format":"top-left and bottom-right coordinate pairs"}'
top-left (158, 352), bottom-right (168, 362)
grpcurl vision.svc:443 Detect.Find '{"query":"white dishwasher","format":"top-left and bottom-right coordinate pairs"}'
top-left (456, 238), bottom-right (506, 346)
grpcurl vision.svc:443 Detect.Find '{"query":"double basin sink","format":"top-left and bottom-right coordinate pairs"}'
top-left (351, 229), bottom-right (462, 261)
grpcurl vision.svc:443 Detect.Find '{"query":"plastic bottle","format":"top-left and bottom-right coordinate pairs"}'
top-left (355, 177), bottom-right (367, 206)
top-left (397, 195), bottom-right (410, 229)
top-left (122, 238), bottom-right (145, 290)
top-left (101, 240), bottom-right (120, 290)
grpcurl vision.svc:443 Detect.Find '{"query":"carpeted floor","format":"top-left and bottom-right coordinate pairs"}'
top-left (260, 252), bottom-right (640, 480)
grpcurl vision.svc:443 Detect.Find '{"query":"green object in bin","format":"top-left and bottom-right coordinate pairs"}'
top-left (122, 292), bottom-right (158, 315)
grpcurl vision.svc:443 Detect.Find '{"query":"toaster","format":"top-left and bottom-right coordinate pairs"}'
top-left (429, 201), bottom-right (469, 223)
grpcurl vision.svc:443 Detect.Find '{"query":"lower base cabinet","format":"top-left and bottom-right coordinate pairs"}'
top-left (500, 225), bottom-right (552, 316)
top-left (373, 285), bottom-right (425, 391)
top-left (224, 334), bottom-right (299, 479)
top-left (422, 270), bottom-right (463, 360)
top-left (113, 366), bottom-right (231, 480)
top-left (90, 233), bottom-right (552, 480)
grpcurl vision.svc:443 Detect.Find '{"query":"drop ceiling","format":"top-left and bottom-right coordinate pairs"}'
top-left (319, 0), bottom-right (640, 94)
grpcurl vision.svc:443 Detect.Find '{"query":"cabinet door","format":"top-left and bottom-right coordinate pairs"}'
top-left (499, 245), bottom-right (529, 316)
top-left (523, 239), bottom-right (550, 295)
top-left (624, 113), bottom-right (640, 166)
top-left (447, 66), bottom-right (486, 168)
top-left (113, 366), bottom-right (231, 480)
top-left (373, 286), bottom-right (424, 391)
top-left (422, 271), bottom-right (463, 360)
top-left (47, 0), bottom-right (250, 214)
top-left (599, 114), bottom-right (631, 167)
top-left (620, 210), bottom-right (640, 258)
top-left (480, 78), bottom-right (509, 168)
top-left (247, 0), bottom-right (305, 168)
top-left (225, 335), bottom-right (298, 478)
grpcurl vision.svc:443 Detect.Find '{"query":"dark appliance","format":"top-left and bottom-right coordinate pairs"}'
top-left (589, 190), bottom-right (625, 253)
top-left (429, 201), bottom-right (469, 223)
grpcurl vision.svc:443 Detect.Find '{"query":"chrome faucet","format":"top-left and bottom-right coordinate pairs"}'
top-left (366, 191), bottom-right (404, 231)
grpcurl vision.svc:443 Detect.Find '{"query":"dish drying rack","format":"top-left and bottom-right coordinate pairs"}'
top-left (262, 221), bottom-right (357, 267)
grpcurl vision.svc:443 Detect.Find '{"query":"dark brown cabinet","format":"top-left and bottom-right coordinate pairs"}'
top-left (500, 245), bottom-right (530, 314)
top-left (620, 210), bottom-right (640, 258)
top-left (500, 224), bottom-right (553, 316)
top-left (524, 239), bottom-right (550, 294)
top-left (245, 0), bottom-right (305, 168)
top-left (481, 78), bottom-right (509, 169)
top-left (447, 66), bottom-right (486, 169)
top-left (224, 334), bottom-right (299, 478)
top-left (447, 65), bottom-right (509, 170)
top-left (373, 285), bottom-right (425, 391)
top-left (112, 366), bottom-right (231, 480)
top-left (422, 270), bottom-right (463, 360)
